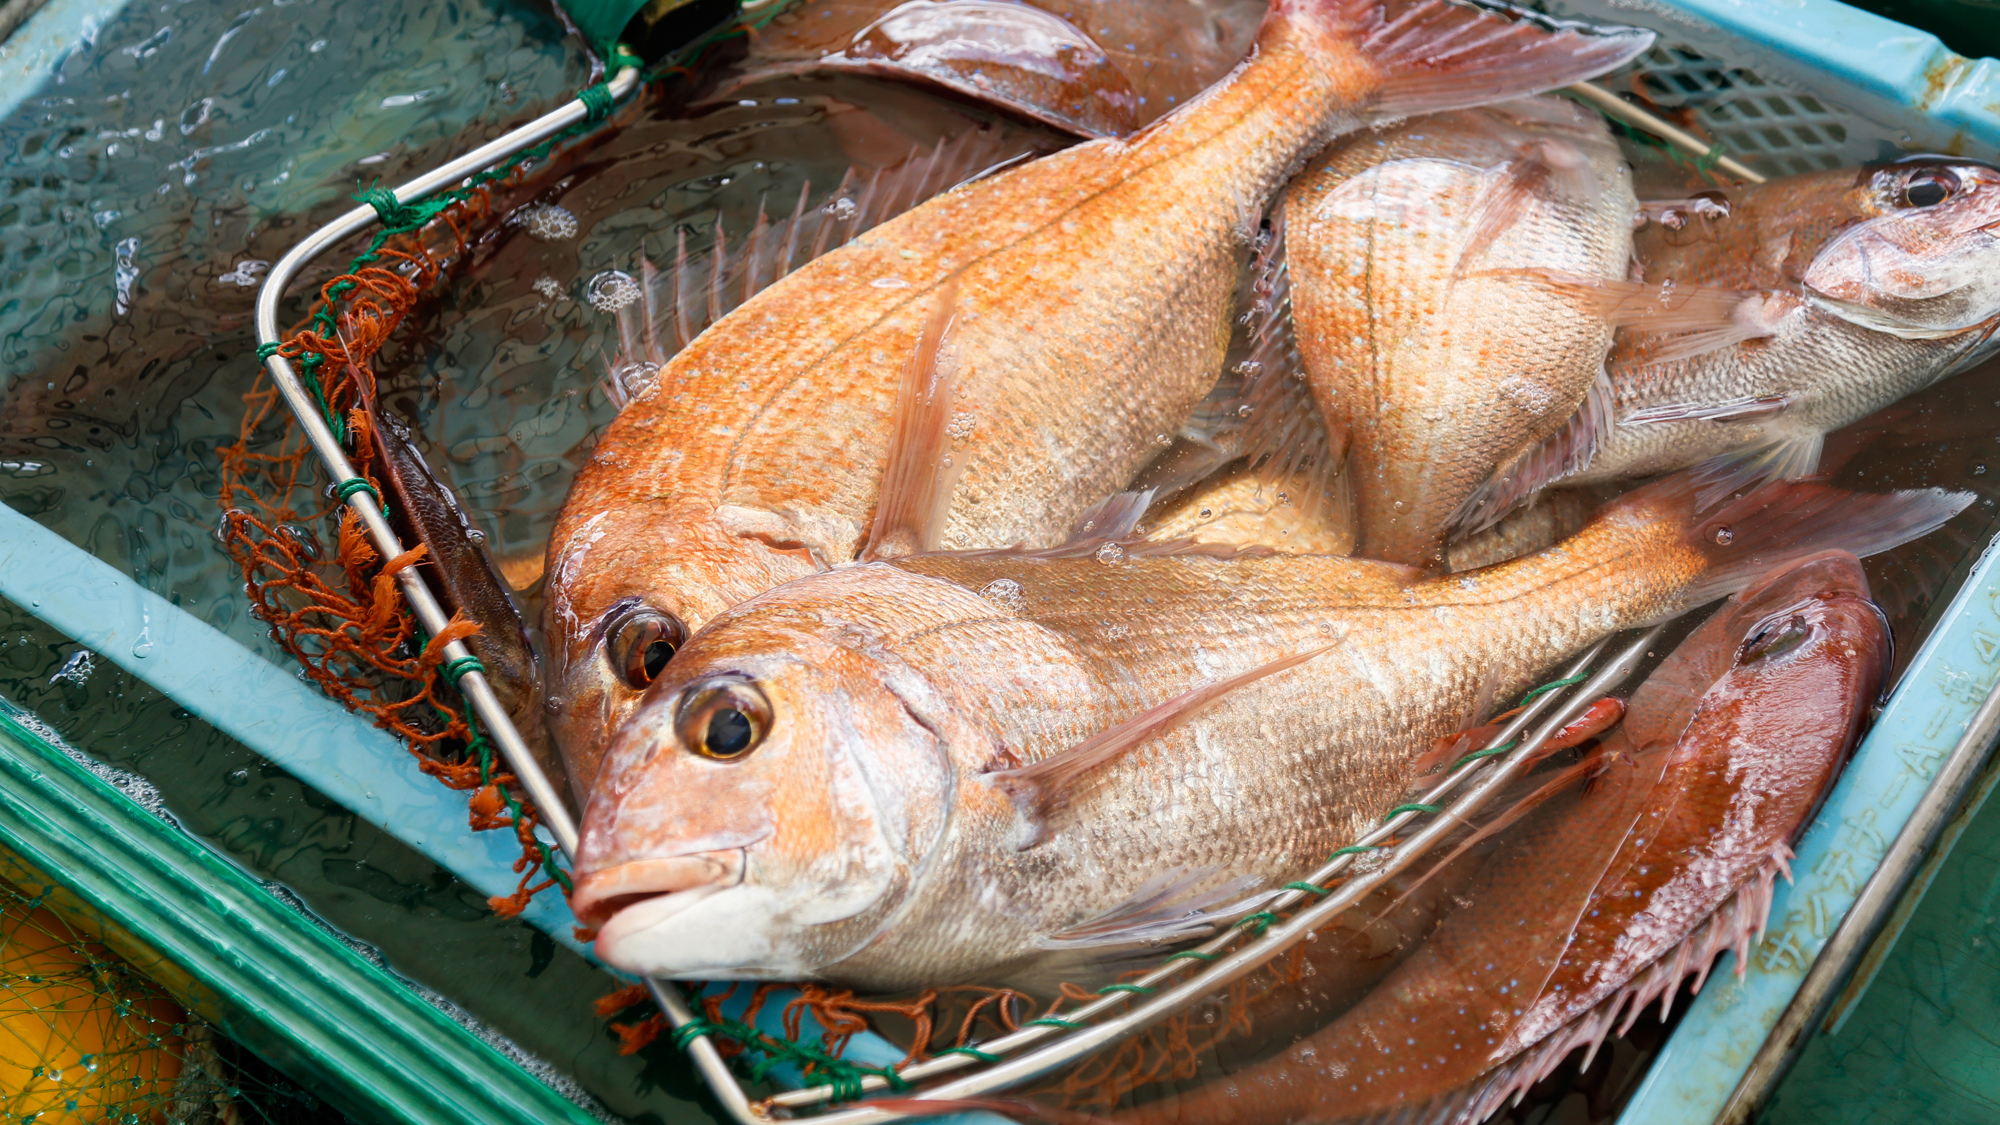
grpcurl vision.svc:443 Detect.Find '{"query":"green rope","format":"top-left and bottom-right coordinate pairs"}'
top-left (1382, 803), bottom-right (1443, 820)
top-left (936, 1046), bottom-right (1001, 1063)
top-left (1167, 950), bottom-right (1220, 964)
top-left (673, 1019), bottom-right (721, 1050)
top-left (1330, 844), bottom-right (1388, 859)
top-left (332, 478), bottom-right (379, 504)
top-left (441, 655), bottom-right (487, 683)
top-left (255, 341), bottom-right (281, 361)
top-left (1283, 881), bottom-right (1330, 896)
top-left (685, 1011), bottom-right (910, 1102)
top-left (1097, 983), bottom-right (1156, 997)
top-left (1025, 1017), bottom-right (1083, 1030)
top-left (465, 708), bottom-right (573, 894)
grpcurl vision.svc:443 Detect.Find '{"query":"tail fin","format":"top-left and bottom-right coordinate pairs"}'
top-left (1322, 1), bottom-right (1654, 121)
top-left (1660, 476), bottom-right (1973, 607)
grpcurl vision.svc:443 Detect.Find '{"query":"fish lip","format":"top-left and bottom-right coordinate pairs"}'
top-left (571, 848), bottom-right (746, 928)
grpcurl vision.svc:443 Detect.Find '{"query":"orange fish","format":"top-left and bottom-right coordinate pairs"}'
top-left (544, 0), bottom-right (1655, 793)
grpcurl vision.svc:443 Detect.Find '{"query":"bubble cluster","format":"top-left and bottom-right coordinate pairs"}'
top-left (979, 578), bottom-right (1025, 612)
top-left (587, 270), bottom-right (642, 313)
top-left (516, 203), bottom-right (578, 241)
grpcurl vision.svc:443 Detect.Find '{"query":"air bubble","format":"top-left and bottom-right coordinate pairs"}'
top-left (587, 271), bottom-right (642, 312)
top-left (515, 205), bottom-right (578, 241)
top-left (1095, 542), bottom-right (1128, 565)
top-left (1712, 526), bottom-right (1735, 545)
top-left (979, 579), bottom-right (1024, 612)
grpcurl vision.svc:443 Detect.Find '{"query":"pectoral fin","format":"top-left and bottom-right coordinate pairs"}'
top-left (1448, 366), bottom-right (1614, 537)
top-left (1690, 432), bottom-right (1825, 510)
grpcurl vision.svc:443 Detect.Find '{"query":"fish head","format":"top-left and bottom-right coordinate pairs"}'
top-left (542, 507), bottom-right (821, 799)
top-left (1713, 549), bottom-right (1892, 713)
top-left (1804, 157), bottom-right (2000, 337)
top-left (567, 565), bottom-right (984, 980)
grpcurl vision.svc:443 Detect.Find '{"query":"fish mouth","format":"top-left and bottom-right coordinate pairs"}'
top-left (571, 849), bottom-right (745, 928)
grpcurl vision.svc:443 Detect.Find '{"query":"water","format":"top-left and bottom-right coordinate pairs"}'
top-left (0, 0), bottom-right (1998, 1119)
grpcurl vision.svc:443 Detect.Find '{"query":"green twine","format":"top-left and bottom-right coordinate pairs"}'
top-left (441, 655), bottom-right (487, 683)
top-left (1518, 672), bottom-right (1588, 707)
top-left (1283, 881), bottom-right (1330, 896)
top-left (255, 341), bottom-right (281, 361)
top-left (1025, 1017), bottom-right (1083, 1030)
top-left (1097, 983), bottom-right (1156, 997)
top-left (332, 478), bottom-right (379, 504)
top-left (1235, 911), bottom-right (1278, 936)
top-left (936, 1046), bottom-right (1001, 1063)
top-left (1382, 803), bottom-right (1443, 820)
top-left (684, 1011), bottom-right (910, 1102)
top-left (1452, 739), bottom-right (1518, 772)
top-left (464, 708), bottom-right (572, 894)
top-left (1167, 950), bottom-right (1220, 964)
top-left (673, 1019), bottom-right (721, 1050)
top-left (1330, 843), bottom-right (1388, 859)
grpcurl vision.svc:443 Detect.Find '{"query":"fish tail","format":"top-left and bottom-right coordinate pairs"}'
top-left (1270, 0), bottom-right (1654, 122)
top-left (1623, 473), bottom-right (1973, 608)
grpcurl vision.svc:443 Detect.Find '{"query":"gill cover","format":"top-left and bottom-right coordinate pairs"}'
top-left (1804, 158), bottom-right (2000, 337)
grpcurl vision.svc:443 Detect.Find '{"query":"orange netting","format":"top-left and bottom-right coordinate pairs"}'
top-left (213, 176), bottom-right (562, 918)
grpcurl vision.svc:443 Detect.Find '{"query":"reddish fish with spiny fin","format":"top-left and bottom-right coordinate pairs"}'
top-left (1118, 550), bottom-right (1888, 1125)
top-left (546, 0), bottom-right (1658, 795)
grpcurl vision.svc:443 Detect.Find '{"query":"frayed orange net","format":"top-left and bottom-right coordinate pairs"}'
top-left (213, 179), bottom-right (564, 918)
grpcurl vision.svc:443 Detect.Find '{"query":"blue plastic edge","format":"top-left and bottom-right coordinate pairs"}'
top-left (1618, 529), bottom-right (2000, 1124)
top-left (1609, 0), bottom-right (2000, 156)
top-left (0, 500), bottom-right (587, 951)
top-left (0, 0), bottom-right (141, 120)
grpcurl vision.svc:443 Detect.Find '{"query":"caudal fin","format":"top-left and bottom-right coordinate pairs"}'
top-left (1661, 475), bottom-right (1974, 607)
top-left (1304, 1), bottom-right (1654, 121)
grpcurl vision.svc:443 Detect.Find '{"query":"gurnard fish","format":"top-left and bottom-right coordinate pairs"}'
top-left (1283, 96), bottom-right (1636, 568)
top-left (545, 0), bottom-right (1655, 791)
top-left (1123, 550), bottom-right (1888, 1125)
top-left (564, 474), bottom-right (1957, 990)
top-left (1538, 157), bottom-right (2000, 507)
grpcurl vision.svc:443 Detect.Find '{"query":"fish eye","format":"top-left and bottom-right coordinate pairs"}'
top-left (676, 678), bottom-right (772, 761)
top-left (1740, 613), bottom-right (1812, 664)
top-left (1902, 169), bottom-right (1958, 208)
top-left (606, 608), bottom-right (687, 690)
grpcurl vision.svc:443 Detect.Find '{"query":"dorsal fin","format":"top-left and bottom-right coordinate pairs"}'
top-left (862, 277), bottom-right (963, 561)
top-left (605, 127), bottom-right (1037, 398)
top-left (988, 645), bottom-right (1333, 846)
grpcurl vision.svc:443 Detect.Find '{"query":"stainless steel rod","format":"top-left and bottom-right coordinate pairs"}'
top-left (253, 63), bottom-right (642, 858)
top-left (1713, 669), bottom-right (2000, 1124)
top-left (787, 627), bottom-right (1662, 1124)
top-left (769, 637), bottom-right (1614, 1109)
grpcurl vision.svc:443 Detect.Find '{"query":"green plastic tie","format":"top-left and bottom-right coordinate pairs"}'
top-left (441, 655), bottom-right (487, 684)
top-left (1329, 844), bottom-right (1388, 859)
top-left (1167, 950), bottom-right (1220, 964)
top-left (936, 1046), bottom-right (1001, 1063)
top-left (1283, 881), bottom-right (1331, 896)
top-left (1235, 911), bottom-right (1278, 936)
top-left (1025, 1017), bottom-right (1083, 1030)
top-left (1097, 983), bottom-right (1156, 997)
top-left (1518, 672), bottom-right (1587, 707)
top-left (1383, 803), bottom-right (1443, 820)
top-left (332, 478), bottom-right (379, 504)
